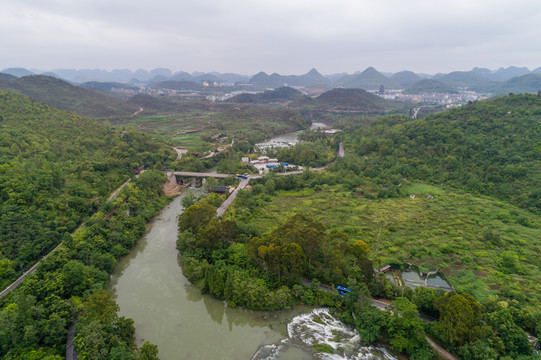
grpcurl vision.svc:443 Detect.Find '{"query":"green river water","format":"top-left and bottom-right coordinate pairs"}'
top-left (109, 192), bottom-right (396, 360)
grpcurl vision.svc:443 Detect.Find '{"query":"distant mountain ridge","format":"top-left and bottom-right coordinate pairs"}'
top-left (249, 68), bottom-right (328, 87)
top-left (3, 65), bottom-right (541, 94)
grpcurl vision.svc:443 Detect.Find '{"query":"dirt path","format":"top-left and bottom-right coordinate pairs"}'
top-left (130, 106), bottom-right (144, 117)
top-left (173, 146), bottom-right (188, 160)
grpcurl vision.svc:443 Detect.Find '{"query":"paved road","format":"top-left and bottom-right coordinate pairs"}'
top-left (371, 298), bottom-right (391, 310)
top-left (216, 177), bottom-right (249, 217)
top-left (338, 142), bottom-right (345, 158)
top-left (0, 242), bottom-right (63, 297)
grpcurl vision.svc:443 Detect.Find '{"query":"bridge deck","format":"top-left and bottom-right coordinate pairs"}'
top-left (172, 171), bottom-right (232, 178)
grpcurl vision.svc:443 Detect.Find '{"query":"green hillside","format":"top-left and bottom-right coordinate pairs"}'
top-left (0, 75), bottom-right (139, 118)
top-left (344, 94), bottom-right (541, 213)
top-left (80, 81), bottom-right (138, 92)
top-left (435, 70), bottom-right (491, 88)
top-left (0, 91), bottom-right (174, 288)
top-left (128, 93), bottom-right (183, 112)
top-left (227, 86), bottom-right (304, 103)
top-left (482, 73), bottom-right (541, 94)
top-left (405, 79), bottom-right (458, 94)
top-left (0, 73), bottom-right (16, 80)
top-left (293, 88), bottom-right (385, 111)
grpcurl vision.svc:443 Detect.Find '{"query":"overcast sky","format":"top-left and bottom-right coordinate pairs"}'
top-left (2, 0), bottom-right (540, 75)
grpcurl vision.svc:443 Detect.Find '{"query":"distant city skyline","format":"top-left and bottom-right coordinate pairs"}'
top-left (2, 0), bottom-right (540, 75)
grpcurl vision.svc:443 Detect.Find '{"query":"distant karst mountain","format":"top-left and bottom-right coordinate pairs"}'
top-left (249, 68), bottom-right (329, 87)
top-left (334, 67), bottom-right (399, 90)
top-left (389, 71), bottom-right (423, 88)
top-left (0, 75), bottom-right (139, 118)
top-left (486, 66), bottom-right (531, 82)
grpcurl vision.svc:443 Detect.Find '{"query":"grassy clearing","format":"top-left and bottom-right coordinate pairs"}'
top-left (234, 182), bottom-right (541, 308)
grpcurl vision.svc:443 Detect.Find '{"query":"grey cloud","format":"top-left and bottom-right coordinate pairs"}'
top-left (2, 0), bottom-right (541, 74)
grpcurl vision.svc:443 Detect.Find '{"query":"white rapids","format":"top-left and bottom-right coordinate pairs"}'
top-left (252, 308), bottom-right (397, 360)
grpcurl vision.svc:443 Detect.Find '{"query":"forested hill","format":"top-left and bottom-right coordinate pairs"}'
top-left (293, 88), bottom-right (386, 112)
top-left (227, 86), bottom-right (304, 103)
top-left (345, 93), bottom-right (541, 213)
top-left (0, 75), bottom-right (139, 118)
top-left (0, 91), bottom-right (174, 288)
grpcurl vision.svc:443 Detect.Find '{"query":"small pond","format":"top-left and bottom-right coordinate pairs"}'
top-left (387, 269), bottom-right (452, 291)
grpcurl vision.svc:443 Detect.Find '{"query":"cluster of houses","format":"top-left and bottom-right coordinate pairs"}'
top-left (241, 156), bottom-right (277, 165)
top-left (241, 156), bottom-right (297, 173)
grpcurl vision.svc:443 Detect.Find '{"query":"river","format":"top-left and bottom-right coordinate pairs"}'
top-left (255, 122), bottom-right (328, 149)
top-left (109, 192), bottom-right (397, 360)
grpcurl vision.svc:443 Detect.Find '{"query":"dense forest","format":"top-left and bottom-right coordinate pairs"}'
top-left (344, 94), bottom-right (541, 213)
top-left (0, 170), bottom-right (169, 359)
top-left (0, 90), bottom-right (177, 358)
top-left (0, 91), bottom-right (175, 289)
